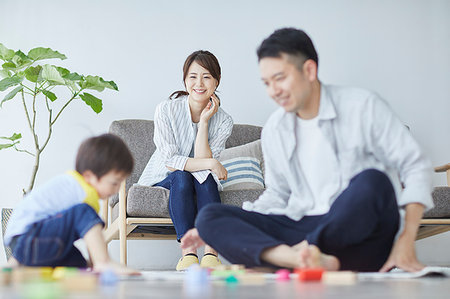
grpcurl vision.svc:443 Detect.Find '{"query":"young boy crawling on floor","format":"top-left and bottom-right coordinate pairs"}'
top-left (4, 133), bottom-right (139, 275)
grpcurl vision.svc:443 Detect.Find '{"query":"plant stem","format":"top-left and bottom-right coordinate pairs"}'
top-left (21, 89), bottom-right (41, 193)
top-left (40, 97), bottom-right (53, 152)
top-left (51, 90), bottom-right (81, 126)
top-left (13, 145), bottom-right (34, 156)
top-left (27, 148), bottom-right (40, 193)
top-left (32, 82), bottom-right (37, 132)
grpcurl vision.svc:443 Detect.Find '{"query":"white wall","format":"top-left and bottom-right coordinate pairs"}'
top-left (1, 0), bottom-right (449, 268)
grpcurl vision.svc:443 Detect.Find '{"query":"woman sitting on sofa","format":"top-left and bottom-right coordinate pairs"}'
top-left (137, 50), bottom-right (233, 271)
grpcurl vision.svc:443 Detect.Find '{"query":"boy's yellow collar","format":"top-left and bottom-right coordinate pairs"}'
top-left (67, 170), bottom-right (100, 213)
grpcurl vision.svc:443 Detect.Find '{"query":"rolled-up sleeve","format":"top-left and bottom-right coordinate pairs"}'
top-left (209, 114), bottom-right (234, 159)
top-left (243, 126), bottom-right (290, 212)
top-left (153, 102), bottom-right (188, 171)
top-left (367, 95), bottom-right (434, 210)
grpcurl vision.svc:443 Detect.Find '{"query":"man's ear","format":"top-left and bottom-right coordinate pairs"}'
top-left (303, 59), bottom-right (318, 82)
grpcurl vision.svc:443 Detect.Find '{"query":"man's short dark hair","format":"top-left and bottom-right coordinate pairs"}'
top-left (76, 133), bottom-right (134, 178)
top-left (257, 28), bottom-right (318, 69)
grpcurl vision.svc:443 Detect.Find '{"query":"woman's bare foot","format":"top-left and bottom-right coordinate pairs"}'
top-left (293, 240), bottom-right (340, 270)
top-left (94, 261), bottom-right (141, 276)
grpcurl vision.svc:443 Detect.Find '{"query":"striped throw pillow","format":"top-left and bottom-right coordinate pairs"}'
top-left (220, 157), bottom-right (265, 190)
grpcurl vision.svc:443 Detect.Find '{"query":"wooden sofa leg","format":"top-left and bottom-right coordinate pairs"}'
top-left (119, 224), bottom-right (127, 265)
top-left (118, 179), bottom-right (127, 265)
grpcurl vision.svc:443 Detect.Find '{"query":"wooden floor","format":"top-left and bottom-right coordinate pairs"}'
top-left (1, 271), bottom-right (450, 298)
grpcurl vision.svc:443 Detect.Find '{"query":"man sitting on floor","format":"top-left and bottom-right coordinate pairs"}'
top-left (181, 28), bottom-right (433, 272)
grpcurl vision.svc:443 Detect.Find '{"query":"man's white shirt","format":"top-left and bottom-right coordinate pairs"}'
top-left (296, 116), bottom-right (340, 215)
top-left (243, 84), bottom-right (433, 220)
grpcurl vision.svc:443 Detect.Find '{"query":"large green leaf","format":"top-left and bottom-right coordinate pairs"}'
top-left (24, 65), bottom-right (43, 83)
top-left (79, 92), bottom-right (103, 113)
top-left (0, 133), bottom-right (22, 141)
top-left (0, 75), bottom-right (23, 91)
top-left (0, 69), bottom-right (10, 78)
top-left (65, 72), bottom-right (83, 81)
top-left (79, 75), bottom-right (118, 91)
top-left (42, 89), bottom-right (57, 102)
top-left (1, 86), bottom-right (23, 107)
top-left (0, 143), bottom-right (16, 150)
top-left (0, 44), bottom-right (15, 61)
top-left (28, 47), bottom-right (66, 61)
top-left (2, 62), bottom-right (16, 70)
top-left (55, 66), bottom-right (70, 77)
top-left (40, 64), bottom-right (65, 84)
top-left (55, 67), bottom-right (83, 81)
top-left (11, 50), bottom-right (32, 68)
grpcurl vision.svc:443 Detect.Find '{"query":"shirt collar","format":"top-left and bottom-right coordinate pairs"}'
top-left (67, 170), bottom-right (100, 212)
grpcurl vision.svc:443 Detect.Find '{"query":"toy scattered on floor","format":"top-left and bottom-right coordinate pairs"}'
top-left (12, 267), bottom-right (54, 284)
top-left (0, 266), bottom-right (98, 292)
top-left (224, 275), bottom-right (239, 284)
top-left (275, 269), bottom-right (291, 281)
top-left (21, 281), bottom-right (63, 299)
top-left (236, 273), bottom-right (266, 285)
top-left (211, 264), bottom-right (246, 278)
top-left (52, 267), bottom-right (79, 280)
top-left (185, 264), bottom-right (209, 285)
top-left (99, 269), bottom-right (119, 286)
top-left (61, 272), bottom-right (98, 292)
top-left (294, 268), bottom-right (324, 281)
top-left (0, 267), bottom-right (12, 286)
top-left (322, 271), bottom-right (357, 285)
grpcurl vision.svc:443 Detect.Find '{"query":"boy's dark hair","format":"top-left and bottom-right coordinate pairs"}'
top-left (76, 133), bottom-right (134, 178)
top-left (257, 28), bottom-right (319, 69)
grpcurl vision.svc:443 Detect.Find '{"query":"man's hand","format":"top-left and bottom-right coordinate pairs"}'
top-left (380, 233), bottom-right (424, 272)
top-left (181, 228), bottom-right (205, 252)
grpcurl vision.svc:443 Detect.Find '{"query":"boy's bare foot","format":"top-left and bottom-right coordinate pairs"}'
top-left (293, 240), bottom-right (340, 270)
top-left (94, 261), bottom-right (141, 276)
top-left (6, 256), bottom-right (21, 267)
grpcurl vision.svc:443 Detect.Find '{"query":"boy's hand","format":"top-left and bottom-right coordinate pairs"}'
top-left (181, 228), bottom-right (205, 252)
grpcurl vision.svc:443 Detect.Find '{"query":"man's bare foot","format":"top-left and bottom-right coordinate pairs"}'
top-left (94, 261), bottom-right (141, 276)
top-left (293, 240), bottom-right (340, 271)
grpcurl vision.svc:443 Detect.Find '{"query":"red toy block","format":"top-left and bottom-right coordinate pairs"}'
top-left (294, 268), bottom-right (324, 281)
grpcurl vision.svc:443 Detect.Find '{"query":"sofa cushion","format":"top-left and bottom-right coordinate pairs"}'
top-left (112, 187), bottom-right (264, 221)
top-left (219, 139), bottom-right (264, 177)
top-left (218, 139), bottom-right (265, 191)
top-left (423, 187), bottom-right (450, 218)
top-left (220, 157), bottom-right (264, 191)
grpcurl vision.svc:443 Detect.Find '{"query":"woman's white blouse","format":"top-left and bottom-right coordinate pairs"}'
top-left (137, 96), bottom-right (233, 189)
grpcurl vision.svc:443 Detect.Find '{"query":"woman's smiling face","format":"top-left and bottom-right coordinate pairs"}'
top-left (185, 61), bottom-right (218, 103)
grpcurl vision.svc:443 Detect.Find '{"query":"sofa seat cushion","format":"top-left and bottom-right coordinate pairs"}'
top-left (423, 186), bottom-right (450, 218)
top-left (111, 186), bottom-right (265, 221)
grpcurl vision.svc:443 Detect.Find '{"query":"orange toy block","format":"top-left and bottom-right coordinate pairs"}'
top-left (294, 268), bottom-right (324, 281)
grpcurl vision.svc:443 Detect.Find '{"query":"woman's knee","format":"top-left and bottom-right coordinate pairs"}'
top-left (171, 171), bottom-right (194, 191)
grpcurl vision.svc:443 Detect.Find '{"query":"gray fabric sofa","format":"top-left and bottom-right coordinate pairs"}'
top-left (103, 119), bottom-right (264, 264)
top-left (103, 119), bottom-right (450, 264)
top-left (108, 119), bottom-right (264, 221)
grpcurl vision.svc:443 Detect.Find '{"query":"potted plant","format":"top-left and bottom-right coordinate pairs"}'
top-left (0, 43), bottom-right (118, 259)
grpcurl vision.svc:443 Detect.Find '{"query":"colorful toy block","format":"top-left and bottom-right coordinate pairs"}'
top-left (294, 268), bottom-right (324, 281)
